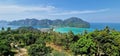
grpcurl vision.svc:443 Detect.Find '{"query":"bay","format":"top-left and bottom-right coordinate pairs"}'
top-left (54, 23), bottom-right (120, 34)
top-left (0, 23), bottom-right (120, 34)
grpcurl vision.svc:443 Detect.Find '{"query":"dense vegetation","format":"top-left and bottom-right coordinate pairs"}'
top-left (8, 17), bottom-right (90, 28)
top-left (0, 26), bottom-right (120, 56)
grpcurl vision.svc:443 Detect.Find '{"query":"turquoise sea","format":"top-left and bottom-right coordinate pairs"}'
top-left (54, 23), bottom-right (120, 34)
top-left (54, 27), bottom-right (94, 34)
top-left (0, 23), bottom-right (120, 34)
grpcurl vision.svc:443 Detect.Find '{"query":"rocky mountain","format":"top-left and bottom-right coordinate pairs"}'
top-left (8, 17), bottom-right (90, 28)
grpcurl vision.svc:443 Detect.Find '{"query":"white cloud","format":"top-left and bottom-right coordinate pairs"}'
top-left (0, 4), bottom-right (110, 21)
top-left (0, 5), bottom-right (56, 14)
top-left (0, 4), bottom-right (109, 15)
top-left (51, 9), bottom-right (110, 15)
top-left (0, 5), bottom-right (57, 21)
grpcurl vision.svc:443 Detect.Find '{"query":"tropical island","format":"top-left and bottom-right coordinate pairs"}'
top-left (0, 17), bottom-right (120, 56)
top-left (0, 0), bottom-right (119, 56)
top-left (0, 16), bottom-right (120, 56)
top-left (8, 17), bottom-right (90, 28)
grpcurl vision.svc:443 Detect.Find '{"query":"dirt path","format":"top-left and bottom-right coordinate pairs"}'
top-left (46, 42), bottom-right (72, 56)
top-left (46, 43), bottom-right (63, 52)
top-left (15, 48), bottom-right (28, 56)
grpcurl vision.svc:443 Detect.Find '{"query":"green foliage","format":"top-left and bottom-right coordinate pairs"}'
top-left (7, 27), bottom-right (11, 31)
top-left (0, 27), bottom-right (47, 56)
top-left (63, 31), bottom-right (75, 50)
top-left (0, 37), bottom-right (13, 56)
top-left (0, 40), bottom-right (10, 55)
top-left (28, 44), bottom-right (52, 56)
top-left (51, 50), bottom-right (68, 56)
top-left (70, 36), bottom-right (96, 55)
top-left (0, 26), bottom-right (120, 56)
top-left (1, 27), bottom-right (5, 31)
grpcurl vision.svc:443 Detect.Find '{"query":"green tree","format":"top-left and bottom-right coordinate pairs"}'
top-left (28, 44), bottom-right (52, 56)
top-left (7, 27), bottom-right (11, 31)
top-left (70, 36), bottom-right (96, 56)
top-left (63, 31), bottom-right (74, 50)
top-left (104, 26), bottom-right (110, 33)
top-left (0, 39), bottom-right (13, 56)
top-left (1, 27), bottom-right (5, 31)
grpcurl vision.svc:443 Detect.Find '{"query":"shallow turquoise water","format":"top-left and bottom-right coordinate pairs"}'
top-left (54, 23), bottom-right (120, 34)
top-left (54, 27), bottom-right (94, 34)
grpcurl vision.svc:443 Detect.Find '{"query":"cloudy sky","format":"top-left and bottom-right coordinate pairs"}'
top-left (0, 0), bottom-right (120, 23)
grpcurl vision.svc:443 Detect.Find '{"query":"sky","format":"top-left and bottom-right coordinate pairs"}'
top-left (0, 0), bottom-right (120, 23)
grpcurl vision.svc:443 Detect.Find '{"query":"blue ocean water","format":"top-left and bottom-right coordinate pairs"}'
top-left (0, 23), bottom-right (120, 34)
top-left (90, 23), bottom-right (120, 30)
top-left (0, 24), bottom-right (20, 30)
top-left (54, 23), bottom-right (120, 34)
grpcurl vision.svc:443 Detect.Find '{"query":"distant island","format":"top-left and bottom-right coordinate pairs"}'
top-left (8, 17), bottom-right (90, 28)
top-left (0, 20), bottom-right (9, 25)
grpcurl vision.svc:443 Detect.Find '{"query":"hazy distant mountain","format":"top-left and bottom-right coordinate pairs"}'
top-left (8, 17), bottom-right (90, 28)
top-left (0, 20), bottom-right (8, 25)
top-left (8, 19), bottom-right (39, 26)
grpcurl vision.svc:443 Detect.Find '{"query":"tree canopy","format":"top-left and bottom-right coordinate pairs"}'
top-left (0, 26), bottom-right (120, 56)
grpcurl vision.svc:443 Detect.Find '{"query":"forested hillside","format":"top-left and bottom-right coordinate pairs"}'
top-left (0, 26), bottom-right (120, 56)
top-left (8, 17), bottom-right (90, 28)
